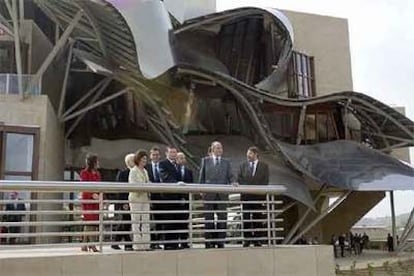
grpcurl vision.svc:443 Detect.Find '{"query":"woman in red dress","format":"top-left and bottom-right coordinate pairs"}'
top-left (80, 153), bottom-right (101, 252)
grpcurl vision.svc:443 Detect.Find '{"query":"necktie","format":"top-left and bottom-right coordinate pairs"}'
top-left (215, 157), bottom-right (219, 166)
top-left (249, 162), bottom-right (254, 176)
top-left (154, 164), bottom-right (160, 182)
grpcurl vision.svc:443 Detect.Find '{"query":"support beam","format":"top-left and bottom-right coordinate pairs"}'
top-left (61, 78), bottom-right (112, 120)
top-left (25, 10), bottom-right (83, 97)
top-left (398, 223), bottom-right (414, 252)
top-left (289, 191), bottom-right (352, 245)
top-left (275, 201), bottom-right (297, 218)
top-left (18, 0), bottom-right (24, 21)
top-left (398, 207), bottom-right (414, 251)
top-left (343, 99), bottom-right (351, 140)
top-left (390, 191), bottom-right (397, 251)
top-left (0, 11), bottom-right (14, 37)
top-left (399, 207), bottom-right (414, 243)
top-left (64, 80), bottom-right (112, 139)
top-left (8, 0), bottom-right (23, 97)
top-left (58, 40), bottom-right (74, 118)
top-left (63, 88), bottom-right (129, 122)
top-left (296, 105), bottom-right (307, 144)
top-left (283, 185), bottom-right (326, 244)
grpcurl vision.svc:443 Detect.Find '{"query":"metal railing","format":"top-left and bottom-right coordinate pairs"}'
top-left (0, 181), bottom-right (285, 252)
top-left (0, 74), bottom-right (42, 95)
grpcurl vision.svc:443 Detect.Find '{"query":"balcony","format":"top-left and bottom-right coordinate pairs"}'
top-left (0, 74), bottom-right (41, 95)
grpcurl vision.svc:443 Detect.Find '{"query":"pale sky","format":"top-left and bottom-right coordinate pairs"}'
top-left (218, 0), bottom-right (414, 218)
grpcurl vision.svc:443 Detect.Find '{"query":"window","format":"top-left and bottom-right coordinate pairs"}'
top-left (0, 42), bottom-right (16, 73)
top-left (303, 111), bottom-right (339, 144)
top-left (0, 124), bottom-right (39, 180)
top-left (288, 51), bottom-right (316, 98)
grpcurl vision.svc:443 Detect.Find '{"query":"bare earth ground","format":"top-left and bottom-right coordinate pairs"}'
top-left (336, 250), bottom-right (414, 275)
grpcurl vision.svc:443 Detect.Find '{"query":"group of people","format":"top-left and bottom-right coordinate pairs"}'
top-left (0, 192), bottom-right (26, 245)
top-left (331, 232), bottom-right (370, 257)
top-left (80, 141), bottom-right (270, 252)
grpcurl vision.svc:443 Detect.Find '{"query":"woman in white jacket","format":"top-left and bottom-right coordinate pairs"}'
top-left (128, 150), bottom-right (150, 250)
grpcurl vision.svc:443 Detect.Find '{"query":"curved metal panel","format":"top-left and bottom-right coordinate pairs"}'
top-left (106, 0), bottom-right (175, 79)
top-left (278, 140), bottom-right (414, 191)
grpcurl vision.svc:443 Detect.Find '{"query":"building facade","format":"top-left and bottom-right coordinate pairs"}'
top-left (0, 0), bottom-right (413, 244)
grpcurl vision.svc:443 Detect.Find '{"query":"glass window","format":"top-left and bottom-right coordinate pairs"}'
top-left (288, 51), bottom-right (315, 98)
top-left (5, 133), bottom-right (34, 172)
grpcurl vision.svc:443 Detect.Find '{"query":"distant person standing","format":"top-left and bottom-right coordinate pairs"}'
top-left (176, 152), bottom-right (194, 249)
top-left (158, 146), bottom-right (181, 250)
top-left (80, 153), bottom-right (101, 252)
top-left (129, 150), bottom-right (151, 251)
top-left (331, 235), bottom-right (338, 258)
top-left (199, 141), bottom-right (234, 249)
top-left (338, 234), bottom-right (346, 257)
top-left (145, 146), bottom-right (163, 249)
top-left (111, 153), bottom-right (135, 251)
top-left (4, 192), bottom-right (26, 244)
top-left (362, 232), bottom-right (369, 250)
top-left (387, 233), bottom-right (394, 252)
top-left (237, 146), bottom-right (269, 247)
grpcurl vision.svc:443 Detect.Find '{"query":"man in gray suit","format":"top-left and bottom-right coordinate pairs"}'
top-left (199, 141), bottom-right (234, 248)
top-left (237, 146), bottom-right (269, 247)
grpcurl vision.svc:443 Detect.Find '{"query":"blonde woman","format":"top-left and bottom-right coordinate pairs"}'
top-left (128, 150), bottom-right (150, 250)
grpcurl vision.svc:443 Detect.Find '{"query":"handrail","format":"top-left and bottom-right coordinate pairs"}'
top-left (0, 180), bottom-right (286, 252)
top-left (0, 180), bottom-right (286, 194)
top-left (0, 73), bottom-right (41, 95)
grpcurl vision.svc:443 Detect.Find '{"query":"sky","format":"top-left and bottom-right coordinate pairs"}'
top-left (217, 0), bottom-right (414, 218)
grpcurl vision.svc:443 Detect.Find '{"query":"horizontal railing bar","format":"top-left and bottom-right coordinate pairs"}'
top-left (0, 181), bottom-right (286, 195)
top-left (0, 219), bottom-right (284, 227)
top-left (0, 209), bottom-right (284, 215)
top-left (0, 200), bottom-right (284, 205)
top-left (1, 227), bottom-right (285, 237)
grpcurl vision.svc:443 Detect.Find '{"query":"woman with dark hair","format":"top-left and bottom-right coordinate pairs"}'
top-left (80, 153), bottom-right (101, 252)
top-left (128, 149), bottom-right (150, 250)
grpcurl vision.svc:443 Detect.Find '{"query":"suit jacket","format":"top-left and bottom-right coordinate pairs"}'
top-left (159, 159), bottom-right (181, 200)
top-left (145, 163), bottom-right (163, 200)
top-left (178, 166), bottom-right (193, 202)
top-left (237, 160), bottom-right (269, 200)
top-left (199, 156), bottom-right (233, 200)
top-left (115, 168), bottom-right (130, 217)
top-left (145, 163), bottom-right (161, 183)
top-left (178, 166), bottom-right (194, 183)
top-left (4, 201), bottom-right (26, 222)
top-left (159, 159), bottom-right (180, 183)
top-left (114, 168), bottom-right (130, 202)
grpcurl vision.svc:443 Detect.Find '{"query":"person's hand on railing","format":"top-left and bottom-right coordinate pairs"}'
top-left (231, 182), bottom-right (239, 187)
top-left (177, 181), bottom-right (186, 186)
top-left (92, 193), bottom-right (99, 200)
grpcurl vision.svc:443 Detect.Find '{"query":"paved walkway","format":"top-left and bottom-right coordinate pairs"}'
top-left (335, 249), bottom-right (414, 270)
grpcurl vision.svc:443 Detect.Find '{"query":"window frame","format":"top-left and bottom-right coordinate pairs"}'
top-left (0, 123), bottom-right (40, 180)
top-left (288, 51), bottom-right (316, 98)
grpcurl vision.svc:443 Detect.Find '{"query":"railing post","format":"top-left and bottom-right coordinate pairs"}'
top-left (6, 74), bottom-right (10, 94)
top-left (98, 192), bottom-right (104, 253)
top-left (266, 193), bottom-right (271, 247)
top-left (241, 198), bottom-right (244, 243)
top-left (188, 193), bottom-right (193, 248)
top-left (271, 194), bottom-right (276, 246)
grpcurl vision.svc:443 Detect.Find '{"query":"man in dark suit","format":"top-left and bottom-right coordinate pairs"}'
top-left (145, 146), bottom-right (163, 249)
top-left (4, 192), bottom-right (26, 244)
top-left (111, 153), bottom-right (134, 251)
top-left (237, 146), bottom-right (269, 247)
top-left (176, 152), bottom-right (193, 249)
top-left (199, 141), bottom-right (234, 248)
top-left (158, 146), bottom-right (181, 250)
